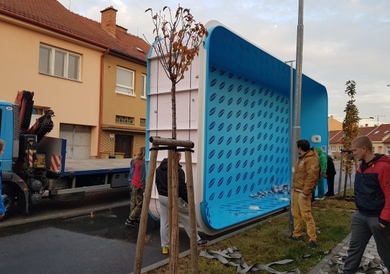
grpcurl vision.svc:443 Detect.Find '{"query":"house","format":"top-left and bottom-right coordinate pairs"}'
top-left (0, 0), bottom-right (150, 159)
top-left (329, 120), bottom-right (390, 158)
top-left (328, 115), bottom-right (343, 131)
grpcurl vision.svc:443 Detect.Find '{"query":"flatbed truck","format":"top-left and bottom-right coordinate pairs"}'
top-left (0, 91), bottom-right (130, 217)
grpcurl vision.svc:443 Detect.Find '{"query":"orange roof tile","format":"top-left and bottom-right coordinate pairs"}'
top-left (329, 124), bottom-right (390, 144)
top-left (329, 130), bottom-right (343, 143)
top-left (358, 126), bottom-right (377, 136)
top-left (329, 130), bottom-right (340, 140)
top-left (366, 124), bottom-right (390, 141)
top-left (0, 0), bottom-right (150, 63)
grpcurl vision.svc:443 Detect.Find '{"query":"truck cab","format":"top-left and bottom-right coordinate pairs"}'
top-left (0, 91), bottom-right (54, 216)
top-left (0, 100), bottom-right (15, 172)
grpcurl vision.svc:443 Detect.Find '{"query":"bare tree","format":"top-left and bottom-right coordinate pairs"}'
top-left (146, 6), bottom-right (208, 139)
top-left (340, 80), bottom-right (359, 198)
top-left (144, 6), bottom-right (208, 274)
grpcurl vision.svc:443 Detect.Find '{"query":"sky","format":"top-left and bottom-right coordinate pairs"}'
top-left (58, 0), bottom-right (390, 125)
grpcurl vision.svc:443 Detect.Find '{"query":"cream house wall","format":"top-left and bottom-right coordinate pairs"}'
top-left (328, 115), bottom-right (343, 131)
top-left (372, 139), bottom-right (390, 154)
top-left (0, 18), bottom-right (104, 157)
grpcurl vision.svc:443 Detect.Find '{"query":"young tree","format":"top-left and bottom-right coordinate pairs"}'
top-left (145, 6), bottom-right (208, 139)
top-left (144, 6), bottom-right (208, 274)
top-left (340, 80), bottom-right (359, 198)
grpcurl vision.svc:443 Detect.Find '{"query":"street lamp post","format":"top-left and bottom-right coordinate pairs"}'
top-left (289, 0), bottom-right (304, 234)
top-left (285, 60), bottom-right (295, 234)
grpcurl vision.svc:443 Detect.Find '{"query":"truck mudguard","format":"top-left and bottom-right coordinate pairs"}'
top-left (2, 171), bottom-right (29, 214)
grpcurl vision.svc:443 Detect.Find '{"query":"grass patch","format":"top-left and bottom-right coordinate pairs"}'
top-left (146, 197), bottom-right (356, 274)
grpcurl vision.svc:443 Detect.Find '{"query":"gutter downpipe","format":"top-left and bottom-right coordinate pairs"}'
top-left (97, 48), bottom-right (110, 158)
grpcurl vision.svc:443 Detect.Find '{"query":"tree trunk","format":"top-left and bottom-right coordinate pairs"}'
top-left (343, 172), bottom-right (348, 199)
top-left (337, 155), bottom-right (343, 197)
top-left (184, 150), bottom-right (199, 273)
top-left (133, 145), bottom-right (159, 274)
top-left (171, 83), bottom-right (177, 139)
top-left (169, 150), bottom-right (180, 273)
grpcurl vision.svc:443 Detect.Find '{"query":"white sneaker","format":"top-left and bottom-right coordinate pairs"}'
top-left (314, 196), bottom-right (325, 201)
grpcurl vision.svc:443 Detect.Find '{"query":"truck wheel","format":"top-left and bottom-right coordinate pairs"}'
top-left (2, 184), bottom-right (16, 214)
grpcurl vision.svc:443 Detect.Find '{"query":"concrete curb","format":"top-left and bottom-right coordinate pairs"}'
top-left (307, 233), bottom-right (351, 274)
top-left (0, 200), bottom-right (130, 228)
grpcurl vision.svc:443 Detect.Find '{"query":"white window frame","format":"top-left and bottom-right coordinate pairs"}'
top-left (39, 44), bottom-right (81, 81)
top-left (116, 67), bottom-right (134, 96)
top-left (330, 146), bottom-right (336, 152)
top-left (141, 74), bottom-right (147, 99)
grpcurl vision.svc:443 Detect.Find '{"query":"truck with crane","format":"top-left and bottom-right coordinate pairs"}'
top-left (0, 90), bottom-right (130, 218)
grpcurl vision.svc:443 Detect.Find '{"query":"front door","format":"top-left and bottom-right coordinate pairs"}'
top-left (115, 135), bottom-right (133, 158)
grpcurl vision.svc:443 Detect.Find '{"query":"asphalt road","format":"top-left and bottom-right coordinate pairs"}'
top-left (0, 188), bottom-right (283, 274)
top-left (0, 190), bottom-right (197, 274)
top-left (0, 188), bottom-right (131, 228)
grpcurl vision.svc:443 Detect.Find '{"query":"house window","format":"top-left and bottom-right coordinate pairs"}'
top-left (33, 106), bottom-right (50, 115)
top-left (141, 74), bottom-right (147, 98)
top-left (330, 146), bottom-right (336, 152)
top-left (116, 67), bottom-right (134, 95)
top-left (115, 115), bottom-right (134, 125)
top-left (39, 44), bottom-right (80, 81)
top-left (140, 118), bottom-right (146, 126)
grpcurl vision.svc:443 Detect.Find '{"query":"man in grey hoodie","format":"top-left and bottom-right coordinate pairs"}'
top-left (155, 152), bottom-right (208, 255)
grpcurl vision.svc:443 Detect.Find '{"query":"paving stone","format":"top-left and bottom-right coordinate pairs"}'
top-left (309, 235), bottom-right (388, 274)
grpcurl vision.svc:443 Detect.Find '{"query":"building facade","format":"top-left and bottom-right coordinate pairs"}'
top-left (329, 121), bottom-right (390, 158)
top-left (0, 1), bottom-right (150, 159)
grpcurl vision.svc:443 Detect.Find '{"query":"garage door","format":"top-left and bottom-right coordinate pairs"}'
top-left (60, 124), bottom-right (91, 159)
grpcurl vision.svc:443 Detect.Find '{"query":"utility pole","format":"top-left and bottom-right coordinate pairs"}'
top-left (290, 0), bottom-right (304, 234)
top-left (293, 0), bottom-right (304, 142)
top-left (285, 60), bottom-right (295, 233)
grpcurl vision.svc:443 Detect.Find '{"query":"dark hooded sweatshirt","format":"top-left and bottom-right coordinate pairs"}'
top-left (155, 158), bottom-right (188, 203)
top-left (354, 154), bottom-right (390, 227)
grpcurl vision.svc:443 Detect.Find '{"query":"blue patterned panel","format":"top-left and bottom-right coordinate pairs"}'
top-left (201, 65), bottom-right (291, 230)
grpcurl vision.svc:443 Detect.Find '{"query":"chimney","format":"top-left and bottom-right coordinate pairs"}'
top-left (101, 6), bottom-right (117, 37)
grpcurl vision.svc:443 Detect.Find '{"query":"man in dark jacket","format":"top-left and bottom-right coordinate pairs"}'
top-left (343, 136), bottom-right (390, 273)
top-left (325, 155), bottom-right (336, 197)
top-left (155, 152), bottom-right (208, 255)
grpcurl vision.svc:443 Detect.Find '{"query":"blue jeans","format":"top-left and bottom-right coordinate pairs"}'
top-left (317, 176), bottom-right (325, 198)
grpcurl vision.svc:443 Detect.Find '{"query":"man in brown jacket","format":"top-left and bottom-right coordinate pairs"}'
top-left (291, 139), bottom-right (320, 248)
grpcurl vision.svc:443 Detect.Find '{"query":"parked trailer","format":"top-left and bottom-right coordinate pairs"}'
top-left (0, 91), bottom-right (130, 217)
top-left (146, 21), bottom-right (328, 235)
